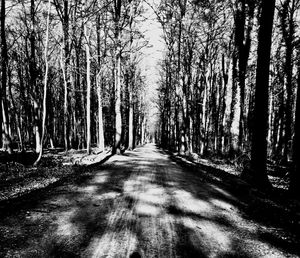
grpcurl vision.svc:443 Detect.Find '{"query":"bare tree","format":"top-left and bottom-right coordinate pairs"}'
top-left (34, 0), bottom-right (51, 165)
top-left (84, 21), bottom-right (91, 155)
top-left (290, 49), bottom-right (300, 196)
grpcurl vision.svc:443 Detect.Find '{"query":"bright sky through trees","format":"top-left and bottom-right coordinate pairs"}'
top-left (141, 1), bottom-right (164, 83)
top-left (140, 1), bottom-right (164, 137)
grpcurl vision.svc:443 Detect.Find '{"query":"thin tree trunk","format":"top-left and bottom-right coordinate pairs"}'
top-left (63, 0), bottom-right (70, 151)
top-left (60, 47), bottom-right (69, 151)
top-left (289, 51), bottom-right (300, 196)
top-left (34, 0), bottom-right (51, 165)
top-left (114, 47), bottom-right (122, 154)
top-left (141, 116), bottom-right (145, 145)
top-left (53, 0), bottom-right (70, 150)
top-left (0, 0), bottom-right (3, 148)
top-left (96, 16), bottom-right (105, 152)
top-left (29, 0), bottom-right (41, 153)
top-left (280, 0), bottom-right (295, 164)
top-left (85, 24), bottom-right (91, 155)
top-left (219, 54), bottom-right (229, 154)
top-left (2, 99), bottom-right (12, 153)
top-left (229, 54), bottom-right (238, 156)
top-left (8, 71), bottom-right (23, 151)
top-left (113, 0), bottom-right (122, 154)
top-left (200, 78), bottom-right (207, 155)
top-left (128, 89), bottom-right (134, 150)
top-left (128, 3), bottom-right (135, 151)
top-left (97, 73), bottom-right (105, 151)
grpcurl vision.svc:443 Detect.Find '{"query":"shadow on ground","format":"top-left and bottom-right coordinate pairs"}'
top-left (0, 145), bottom-right (299, 257)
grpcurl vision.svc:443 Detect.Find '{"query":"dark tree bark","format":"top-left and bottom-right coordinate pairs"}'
top-left (289, 52), bottom-right (300, 196)
top-left (113, 0), bottom-right (122, 154)
top-left (237, 0), bottom-right (255, 151)
top-left (1, 0), bottom-right (13, 153)
top-left (30, 0), bottom-right (42, 153)
top-left (63, 0), bottom-right (70, 151)
top-left (219, 53), bottom-right (229, 154)
top-left (8, 68), bottom-right (23, 151)
top-left (279, 0), bottom-right (296, 164)
top-left (0, 0), bottom-right (3, 148)
top-left (54, 0), bottom-right (71, 150)
top-left (246, 0), bottom-right (275, 189)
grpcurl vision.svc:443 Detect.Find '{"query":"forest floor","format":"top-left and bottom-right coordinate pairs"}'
top-left (0, 144), bottom-right (300, 257)
top-left (0, 148), bottom-right (111, 203)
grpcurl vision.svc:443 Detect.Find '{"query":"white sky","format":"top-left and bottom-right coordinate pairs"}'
top-left (140, 1), bottom-right (164, 88)
top-left (139, 1), bottom-right (164, 131)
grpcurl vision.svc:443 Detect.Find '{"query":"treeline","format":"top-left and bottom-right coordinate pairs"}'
top-left (0, 0), bottom-right (148, 158)
top-left (155, 0), bottom-right (299, 194)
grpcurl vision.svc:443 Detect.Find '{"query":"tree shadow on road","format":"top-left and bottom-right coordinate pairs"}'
top-left (162, 150), bottom-right (300, 257)
top-left (1, 147), bottom-right (300, 257)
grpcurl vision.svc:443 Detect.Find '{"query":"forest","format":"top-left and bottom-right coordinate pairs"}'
top-left (0, 0), bottom-right (299, 192)
top-left (155, 0), bottom-right (300, 195)
top-left (0, 0), bottom-right (299, 194)
top-left (1, 0), bottom-right (300, 257)
top-left (0, 0), bottom-right (150, 159)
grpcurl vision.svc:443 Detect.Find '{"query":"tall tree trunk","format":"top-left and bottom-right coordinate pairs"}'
top-left (63, 0), bottom-right (70, 151)
top-left (1, 0), bottom-right (13, 153)
top-left (34, 0), bottom-right (51, 165)
top-left (60, 47), bottom-right (69, 151)
top-left (178, 11), bottom-right (189, 154)
top-left (127, 4), bottom-right (135, 151)
top-left (219, 54), bottom-right (229, 153)
top-left (53, 0), bottom-right (70, 150)
top-left (229, 54), bottom-right (238, 156)
top-left (17, 62), bottom-right (27, 149)
top-left (0, 0), bottom-right (3, 148)
top-left (128, 89), bottom-right (134, 150)
top-left (284, 65), bottom-right (293, 162)
top-left (200, 77), bottom-right (207, 155)
top-left (236, 0), bottom-right (255, 151)
top-left (113, 0), bottom-right (122, 154)
top-left (2, 99), bottom-right (12, 153)
top-left (30, 0), bottom-right (41, 153)
top-left (141, 116), bottom-right (145, 145)
top-left (85, 24), bottom-right (91, 155)
top-left (96, 16), bottom-right (105, 152)
top-left (114, 50), bottom-right (122, 154)
top-left (8, 70), bottom-right (23, 151)
top-left (247, 0), bottom-right (275, 189)
top-left (281, 0), bottom-right (295, 164)
top-left (97, 73), bottom-right (105, 151)
top-left (289, 57), bottom-right (300, 196)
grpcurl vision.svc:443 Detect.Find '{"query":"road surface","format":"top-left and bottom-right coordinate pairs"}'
top-left (0, 144), bottom-right (298, 257)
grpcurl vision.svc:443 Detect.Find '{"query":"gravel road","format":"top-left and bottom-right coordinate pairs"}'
top-left (0, 144), bottom-right (299, 257)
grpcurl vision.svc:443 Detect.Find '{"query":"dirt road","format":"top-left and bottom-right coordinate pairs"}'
top-left (0, 144), bottom-right (299, 257)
